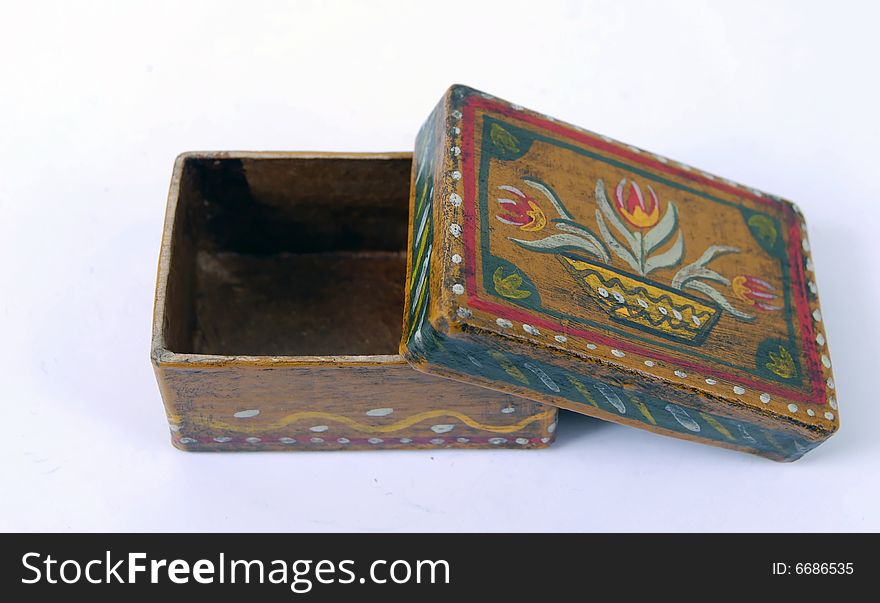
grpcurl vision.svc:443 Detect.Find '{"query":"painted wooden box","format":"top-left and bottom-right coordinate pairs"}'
top-left (401, 85), bottom-right (838, 461)
top-left (151, 152), bottom-right (557, 450)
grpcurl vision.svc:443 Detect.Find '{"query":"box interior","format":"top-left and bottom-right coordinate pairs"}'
top-left (162, 155), bottom-right (412, 357)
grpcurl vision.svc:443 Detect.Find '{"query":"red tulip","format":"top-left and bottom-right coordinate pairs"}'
top-left (496, 185), bottom-right (546, 231)
top-left (614, 178), bottom-right (660, 228)
top-left (732, 275), bottom-right (782, 311)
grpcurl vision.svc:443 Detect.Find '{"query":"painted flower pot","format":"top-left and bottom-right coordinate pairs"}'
top-left (559, 256), bottom-right (722, 344)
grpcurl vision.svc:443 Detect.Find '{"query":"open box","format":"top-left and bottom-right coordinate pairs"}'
top-left (152, 84), bottom-right (837, 460)
top-left (150, 152), bottom-right (558, 450)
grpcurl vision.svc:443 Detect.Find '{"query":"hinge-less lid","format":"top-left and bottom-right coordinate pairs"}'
top-left (400, 84), bottom-right (837, 460)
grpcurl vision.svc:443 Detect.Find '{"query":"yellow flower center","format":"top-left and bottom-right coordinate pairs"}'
top-left (622, 204), bottom-right (660, 228)
top-left (520, 201), bottom-right (547, 231)
top-left (731, 276), bottom-right (754, 305)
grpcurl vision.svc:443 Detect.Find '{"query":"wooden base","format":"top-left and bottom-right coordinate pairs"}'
top-left (151, 152), bottom-right (557, 450)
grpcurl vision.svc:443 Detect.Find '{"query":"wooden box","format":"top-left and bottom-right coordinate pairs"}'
top-left (153, 84), bottom-right (838, 461)
top-left (400, 85), bottom-right (838, 461)
top-left (151, 152), bottom-right (557, 450)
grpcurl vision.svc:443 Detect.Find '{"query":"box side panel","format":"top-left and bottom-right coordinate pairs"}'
top-left (400, 92), bottom-right (448, 358)
top-left (152, 155), bottom-right (200, 357)
top-left (407, 322), bottom-right (819, 461)
top-left (154, 361), bottom-right (557, 451)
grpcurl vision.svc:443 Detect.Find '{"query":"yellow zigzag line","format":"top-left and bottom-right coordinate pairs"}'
top-left (178, 408), bottom-right (555, 435)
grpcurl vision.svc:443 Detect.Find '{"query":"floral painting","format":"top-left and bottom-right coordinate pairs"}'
top-left (493, 171), bottom-right (782, 343)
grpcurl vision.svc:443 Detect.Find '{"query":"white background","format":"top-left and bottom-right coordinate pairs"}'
top-left (2, 0), bottom-right (878, 532)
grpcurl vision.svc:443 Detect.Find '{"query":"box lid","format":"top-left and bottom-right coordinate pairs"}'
top-left (400, 84), bottom-right (837, 460)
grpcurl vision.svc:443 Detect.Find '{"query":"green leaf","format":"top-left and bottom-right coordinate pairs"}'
top-left (742, 210), bottom-right (782, 256)
top-left (756, 338), bottom-right (801, 383)
top-left (679, 267), bottom-right (729, 286)
top-left (748, 215), bottom-right (777, 247)
top-left (595, 179), bottom-right (640, 258)
top-left (490, 123), bottom-right (520, 155)
top-left (596, 209), bottom-right (641, 273)
top-left (644, 231), bottom-right (684, 273)
top-left (766, 345), bottom-right (797, 379)
top-left (493, 266), bottom-right (531, 299)
top-left (511, 232), bottom-right (608, 262)
top-left (643, 201), bottom-right (679, 254)
top-left (685, 280), bottom-right (755, 322)
top-left (552, 222), bottom-right (610, 262)
top-left (523, 177), bottom-right (573, 219)
top-left (671, 245), bottom-right (739, 288)
top-left (488, 351), bottom-right (530, 385)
